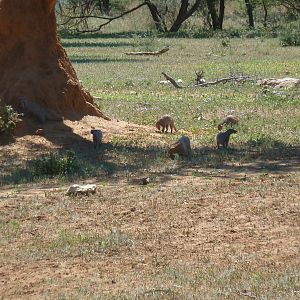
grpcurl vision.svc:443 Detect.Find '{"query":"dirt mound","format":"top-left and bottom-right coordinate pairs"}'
top-left (0, 0), bottom-right (109, 123)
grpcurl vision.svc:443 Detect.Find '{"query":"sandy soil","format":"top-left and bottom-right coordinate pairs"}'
top-left (0, 117), bottom-right (299, 299)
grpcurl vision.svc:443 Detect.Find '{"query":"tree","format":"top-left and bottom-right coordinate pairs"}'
top-left (0, 0), bottom-right (109, 125)
top-left (205, 0), bottom-right (225, 30)
top-left (245, 0), bottom-right (255, 28)
top-left (168, 0), bottom-right (204, 32)
top-left (58, 0), bottom-right (204, 33)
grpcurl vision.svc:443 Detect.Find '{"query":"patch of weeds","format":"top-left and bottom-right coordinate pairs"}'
top-left (246, 135), bottom-right (286, 152)
top-left (131, 33), bottom-right (162, 52)
top-left (221, 37), bottom-right (231, 47)
top-left (0, 219), bottom-right (21, 241)
top-left (0, 102), bottom-right (22, 137)
top-left (192, 170), bottom-right (213, 179)
top-left (280, 22), bottom-right (300, 46)
top-left (95, 229), bottom-right (134, 252)
top-left (0, 151), bottom-right (99, 185)
top-left (45, 229), bottom-right (134, 257)
top-left (30, 150), bottom-right (80, 177)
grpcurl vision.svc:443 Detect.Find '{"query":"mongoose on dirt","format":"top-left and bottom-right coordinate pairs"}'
top-left (156, 115), bottom-right (177, 133)
top-left (216, 129), bottom-right (237, 148)
top-left (217, 115), bottom-right (239, 130)
top-left (91, 129), bottom-right (103, 149)
top-left (168, 135), bottom-right (192, 159)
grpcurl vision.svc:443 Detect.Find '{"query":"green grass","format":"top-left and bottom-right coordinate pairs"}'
top-left (67, 36), bottom-right (300, 144)
top-left (69, 35), bottom-right (300, 168)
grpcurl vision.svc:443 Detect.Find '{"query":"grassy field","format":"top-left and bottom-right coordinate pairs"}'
top-left (70, 34), bottom-right (300, 144)
top-left (0, 34), bottom-right (300, 299)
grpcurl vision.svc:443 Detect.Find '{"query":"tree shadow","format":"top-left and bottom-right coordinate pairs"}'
top-left (60, 31), bottom-right (151, 39)
top-left (69, 57), bottom-right (148, 64)
top-left (1, 124), bottom-right (300, 186)
top-left (62, 41), bottom-right (134, 48)
top-left (0, 134), bottom-right (16, 146)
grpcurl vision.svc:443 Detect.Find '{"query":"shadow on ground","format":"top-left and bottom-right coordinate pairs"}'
top-left (69, 57), bottom-right (148, 64)
top-left (62, 41), bottom-right (134, 48)
top-left (1, 123), bottom-right (300, 186)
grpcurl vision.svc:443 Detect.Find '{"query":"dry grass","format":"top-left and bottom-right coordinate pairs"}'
top-left (0, 36), bottom-right (300, 298)
top-left (1, 171), bottom-right (299, 299)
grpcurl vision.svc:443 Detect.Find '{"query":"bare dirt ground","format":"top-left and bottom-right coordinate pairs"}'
top-left (0, 117), bottom-right (299, 299)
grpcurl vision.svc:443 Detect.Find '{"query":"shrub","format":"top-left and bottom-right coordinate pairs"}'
top-left (0, 103), bottom-right (22, 136)
top-left (30, 151), bottom-right (80, 177)
top-left (280, 23), bottom-right (300, 46)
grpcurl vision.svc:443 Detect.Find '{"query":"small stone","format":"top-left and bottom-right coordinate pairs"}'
top-left (141, 177), bottom-right (150, 185)
top-left (35, 128), bottom-right (44, 136)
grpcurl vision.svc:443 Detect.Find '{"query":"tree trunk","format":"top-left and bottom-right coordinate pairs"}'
top-left (145, 1), bottom-right (167, 32)
top-left (0, 0), bottom-right (109, 122)
top-left (169, 0), bottom-right (203, 32)
top-left (262, 0), bottom-right (268, 28)
top-left (245, 0), bottom-right (255, 28)
top-left (169, 0), bottom-right (189, 32)
top-left (206, 0), bottom-right (221, 30)
top-left (218, 0), bottom-right (225, 30)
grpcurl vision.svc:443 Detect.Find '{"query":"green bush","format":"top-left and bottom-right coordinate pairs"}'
top-left (30, 151), bottom-right (80, 177)
top-left (0, 104), bottom-right (22, 136)
top-left (280, 23), bottom-right (300, 46)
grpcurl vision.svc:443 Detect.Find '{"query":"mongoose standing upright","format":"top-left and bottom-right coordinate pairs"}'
top-left (91, 129), bottom-right (103, 149)
top-left (217, 115), bottom-right (239, 130)
top-left (156, 115), bottom-right (177, 133)
top-left (216, 129), bottom-right (237, 148)
top-left (168, 135), bottom-right (192, 159)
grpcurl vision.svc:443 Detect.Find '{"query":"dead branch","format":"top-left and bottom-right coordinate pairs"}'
top-left (125, 47), bottom-right (170, 56)
top-left (162, 72), bottom-right (254, 89)
top-left (194, 75), bottom-right (252, 87)
top-left (161, 72), bottom-right (183, 89)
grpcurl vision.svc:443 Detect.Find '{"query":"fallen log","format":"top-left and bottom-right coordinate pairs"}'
top-left (161, 72), bottom-right (183, 89)
top-left (162, 72), bottom-right (255, 89)
top-left (125, 47), bottom-right (169, 56)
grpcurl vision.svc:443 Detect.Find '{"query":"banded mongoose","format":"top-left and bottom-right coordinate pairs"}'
top-left (216, 129), bottom-right (237, 148)
top-left (217, 115), bottom-right (239, 130)
top-left (91, 129), bottom-right (103, 149)
top-left (168, 135), bottom-right (192, 159)
top-left (156, 115), bottom-right (177, 133)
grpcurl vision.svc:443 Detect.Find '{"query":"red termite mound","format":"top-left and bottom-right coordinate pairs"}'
top-left (0, 0), bottom-right (110, 122)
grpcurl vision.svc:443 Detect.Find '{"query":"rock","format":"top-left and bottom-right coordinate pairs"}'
top-left (67, 184), bottom-right (97, 196)
top-left (160, 79), bottom-right (183, 85)
top-left (35, 128), bottom-right (44, 136)
top-left (141, 177), bottom-right (150, 185)
top-left (257, 78), bottom-right (300, 89)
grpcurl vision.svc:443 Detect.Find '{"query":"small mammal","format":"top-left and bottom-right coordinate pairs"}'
top-left (168, 135), bottom-right (192, 159)
top-left (216, 129), bottom-right (237, 148)
top-left (156, 115), bottom-right (177, 133)
top-left (91, 129), bottom-right (103, 149)
top-left (217, 115), bottom-right (239, 131)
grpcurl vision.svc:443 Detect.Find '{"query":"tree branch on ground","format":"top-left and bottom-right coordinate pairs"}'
top-left (161, 72), bottom-right (183, 89)
top-left (162, 72), bottom-right (255, 89)
top-left (125, 47), bottom-right (169, 56)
